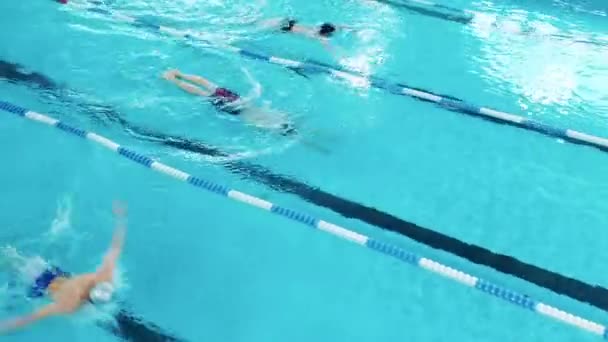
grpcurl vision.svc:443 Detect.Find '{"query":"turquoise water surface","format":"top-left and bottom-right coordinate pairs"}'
top-left (1, 0), bottom-right (608, 341)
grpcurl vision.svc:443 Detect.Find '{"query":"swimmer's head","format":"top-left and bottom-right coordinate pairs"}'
top-left (319, 23), bottom-right (336, 37)
top-left (57, 0), bottom-right (68, 4)
top-left (89, 282), bottom-right (115, 305)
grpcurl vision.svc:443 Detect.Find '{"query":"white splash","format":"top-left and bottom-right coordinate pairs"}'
top-left (331, 70), bottom-right (371, 89)
top-left (49, 196), bottom-right (73, 238)
top-left (73, 263), bottom-right (129, 326)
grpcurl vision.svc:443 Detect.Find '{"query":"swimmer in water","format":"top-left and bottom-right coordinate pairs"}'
top-left (0, 202), bottom-right (127, 333)
top-left (163, 69), bottom-right (298, 136)
top-left (261, 18), bottom-right (353, 55)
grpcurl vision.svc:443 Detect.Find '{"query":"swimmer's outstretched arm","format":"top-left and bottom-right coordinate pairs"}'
top-left (163, 69), bottom-right (212, 97)
top-left (0, 303), bottom-right (62, 333)
top-left (95, 202), bottom-right (127, 283)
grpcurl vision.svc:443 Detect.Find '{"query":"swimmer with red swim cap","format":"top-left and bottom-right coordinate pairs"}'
top-left (163, 69), bottom-right (297, 136)
top-left (57, 0), bottom-right (68, 4)
top-left (162, 69), bottom-right (331, 153)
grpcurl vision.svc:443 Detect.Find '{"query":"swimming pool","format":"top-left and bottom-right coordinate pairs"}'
top-left (1, 0), bottom-right (608, 340)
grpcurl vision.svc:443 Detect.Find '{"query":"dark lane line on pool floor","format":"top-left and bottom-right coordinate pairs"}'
top-left (105, 309), bottom-right (183, 342)
top-left (370, 0), bottom-right (474, 24)
top-left (3, 60), bottom-right (608, 316)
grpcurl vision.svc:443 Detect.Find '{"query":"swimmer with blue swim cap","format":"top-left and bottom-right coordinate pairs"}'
top-left (0, 202), bottom-right (127, 333)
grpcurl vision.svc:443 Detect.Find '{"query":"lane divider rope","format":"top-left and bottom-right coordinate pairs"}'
top-left (372, 0), bottom-right (608, 47)
top-left (68, 1), bottom-right (608, 155)
top-left (2, 98), bottom-right (607, 338)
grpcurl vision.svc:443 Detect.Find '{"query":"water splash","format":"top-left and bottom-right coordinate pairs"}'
top-left (48, 195), bottom-right (73, 238)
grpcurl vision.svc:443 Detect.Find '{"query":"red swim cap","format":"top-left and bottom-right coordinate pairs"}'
top-left (58, 0), bottom-right (68, 4)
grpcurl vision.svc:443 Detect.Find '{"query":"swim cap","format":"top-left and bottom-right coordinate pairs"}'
top-left (58, 0), bottom-right (68, 4)
top-left (89, 282), bottom-right (115, 304)
top-left (319, 23), bottom-right (336, 37)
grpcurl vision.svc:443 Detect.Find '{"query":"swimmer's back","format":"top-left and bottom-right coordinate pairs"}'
top-left (48, 274), bottom-right (98, 314)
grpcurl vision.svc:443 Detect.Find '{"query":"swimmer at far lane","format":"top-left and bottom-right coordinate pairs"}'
top-left (259, 18), bottom-right (358, 58)
top-left (0, 202), bottom-right (126, 333)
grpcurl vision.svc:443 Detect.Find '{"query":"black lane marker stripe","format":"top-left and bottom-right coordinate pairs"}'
top-left (370, 0), bottom-right (608, 47)
top-left (3, 60), bottom-right (608, 314)
top-left (372, 0), bottom-right (473, 24)
top-left (100, 310), bottom-right (183, 341)
top-left (223, 163), bottom-right (608, 312)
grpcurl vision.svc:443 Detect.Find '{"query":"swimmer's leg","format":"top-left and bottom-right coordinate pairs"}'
top-left (163, 70), bottom-right (212, 97)
top-left (173, 70), bottom-right (218, 91)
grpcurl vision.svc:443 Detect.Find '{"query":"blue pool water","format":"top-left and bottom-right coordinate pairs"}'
top-left (1, 0), bottom-right (608, 341)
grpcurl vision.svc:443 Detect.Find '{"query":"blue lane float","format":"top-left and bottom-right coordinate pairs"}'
top-left (69, 2), bottom-right (608, 156)
top-left (371, 0), bottom-right (608, 48)
top-left (2, 98), bottom-right (608, 338)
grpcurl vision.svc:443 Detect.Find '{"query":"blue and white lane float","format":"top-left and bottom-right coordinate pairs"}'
top-left (2, 99), bottom-right (607, 339)
top-left (66, 2), bottom-right (608, 156)
top-left (372, 0), bottom-right (608, 48)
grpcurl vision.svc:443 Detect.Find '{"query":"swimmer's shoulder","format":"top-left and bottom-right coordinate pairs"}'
top-left (51, 275), bottom-right (98, 310)
top-left (54, 274), bottom-right (97, 296)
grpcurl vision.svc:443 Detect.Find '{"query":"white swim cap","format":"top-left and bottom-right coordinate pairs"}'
top-left (89, 282), bottom-right (115, 304)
